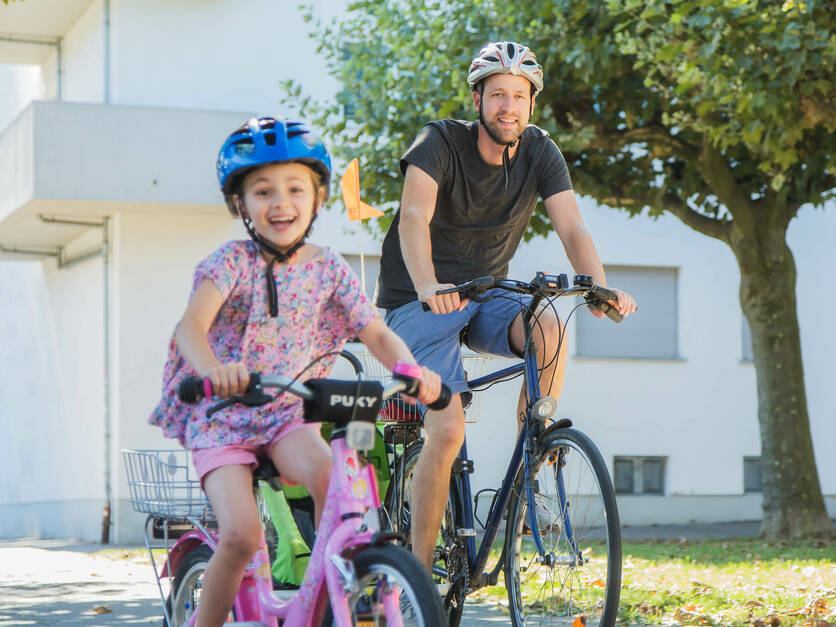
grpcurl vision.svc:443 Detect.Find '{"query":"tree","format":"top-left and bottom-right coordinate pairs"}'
top-left (293, 0), bottom-right (835, 539)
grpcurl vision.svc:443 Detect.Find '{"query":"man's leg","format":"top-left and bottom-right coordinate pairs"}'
top-left (383, 301), bottom-right (472, 571)
top-left (409, 394), bottom-right (465, 570)
top-left (508, 307), bottom-right (566, 425)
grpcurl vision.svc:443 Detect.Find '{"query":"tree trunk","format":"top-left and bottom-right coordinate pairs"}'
top-left (731, 218), bottom-right (833, 540)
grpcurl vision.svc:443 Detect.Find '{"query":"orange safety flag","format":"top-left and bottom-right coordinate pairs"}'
top-left (340, 158), bottom-right (384, 221)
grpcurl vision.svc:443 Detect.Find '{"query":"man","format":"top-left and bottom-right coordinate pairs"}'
top-left (376, 41), bottom-right (637, 569)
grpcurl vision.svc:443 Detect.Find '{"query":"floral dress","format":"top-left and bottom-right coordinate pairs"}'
top-left (148, 240), bottom-right (378, 451)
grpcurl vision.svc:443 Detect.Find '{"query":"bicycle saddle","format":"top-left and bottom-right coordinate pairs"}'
top-left (253, 457), bottom-right (281, 491)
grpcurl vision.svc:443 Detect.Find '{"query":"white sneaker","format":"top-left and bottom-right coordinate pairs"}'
top-left (527, 492), bottom-right (561, 535)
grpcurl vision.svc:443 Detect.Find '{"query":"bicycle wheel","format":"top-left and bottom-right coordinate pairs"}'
top-left (169, 544), bottom-right (236, 625)
top-left (505, 427), bottom-right (621, 627)
top-left (322, 544), bottom-right (446, 626)
top-left (386, 441), bottom-right (467, 627)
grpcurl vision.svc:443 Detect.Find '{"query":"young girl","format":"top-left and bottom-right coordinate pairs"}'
top-left (148, 116), bottom-right (441, 626)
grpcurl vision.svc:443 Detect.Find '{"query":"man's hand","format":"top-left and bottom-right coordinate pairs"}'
top-left (591, 288), bottom-right (637, 319)
top-left (417, 282), bottom-right (469, 314)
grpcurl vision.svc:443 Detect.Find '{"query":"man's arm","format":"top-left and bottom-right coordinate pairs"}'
top-left (544, 189), bottom-right (636, 317)
top-left (399, 164), bottom-right (466, 314)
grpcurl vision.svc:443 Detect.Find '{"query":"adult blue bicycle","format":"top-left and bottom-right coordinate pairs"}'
top-left (383, 272), bottom-right (623, 627)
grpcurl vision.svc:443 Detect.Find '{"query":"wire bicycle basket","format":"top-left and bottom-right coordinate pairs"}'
top-left (358, 351), bottom-right (491, 423)
top-left (122, 449), bottom-right (213, 520)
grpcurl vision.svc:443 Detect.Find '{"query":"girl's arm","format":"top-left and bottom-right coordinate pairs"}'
top-left (356, 318), bottom-right (441, 405)
top-left (175, 279), bottom-right (248, 398)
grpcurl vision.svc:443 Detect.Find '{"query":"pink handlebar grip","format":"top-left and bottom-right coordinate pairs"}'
top-left (392, 361), bottom-right (422, 378)
top-left (203, 378), bottom-right (213, 399)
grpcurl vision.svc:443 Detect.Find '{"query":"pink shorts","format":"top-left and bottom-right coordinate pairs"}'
top-left (192, 419), bottom-right (318, 484)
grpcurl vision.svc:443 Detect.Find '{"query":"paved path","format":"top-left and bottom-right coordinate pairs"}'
top-left (0, 523), bottom-right (760, 625)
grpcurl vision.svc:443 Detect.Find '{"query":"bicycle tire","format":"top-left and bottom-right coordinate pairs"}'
top-left (168, 544), bottom-right (236, 625)
top-left (320, 544), bottom-right (446, 626)
top-left (386, 440), bottom-right (467, 627)
top-left (504, 427), bottom-right (622, 627)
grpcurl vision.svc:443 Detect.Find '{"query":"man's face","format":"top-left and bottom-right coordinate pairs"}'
top-left (473, 73), bottom-right (535, 143)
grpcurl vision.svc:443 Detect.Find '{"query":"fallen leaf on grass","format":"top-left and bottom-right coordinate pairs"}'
top-left (91, 606), bottom-right (112, 614)
top-left (674, 608), bottom-right (712, 624)
top-left (811, 599), bottom-right (829, 617)
top-left (588, 579), bottom-right (606, 588)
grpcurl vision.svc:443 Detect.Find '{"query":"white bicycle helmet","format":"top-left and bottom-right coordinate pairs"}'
top-left (467, 41), bottom-right (544, 96)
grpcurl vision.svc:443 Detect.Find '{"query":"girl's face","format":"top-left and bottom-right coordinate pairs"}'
top-left (235, 162), bottom-right (324, 254)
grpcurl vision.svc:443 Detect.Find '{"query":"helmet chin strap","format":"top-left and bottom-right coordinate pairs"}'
top-left (241, 215), bottom-right (313, 317)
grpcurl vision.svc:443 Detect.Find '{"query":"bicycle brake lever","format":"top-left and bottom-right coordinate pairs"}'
top-left (205, 374), bottom-right (274, 416)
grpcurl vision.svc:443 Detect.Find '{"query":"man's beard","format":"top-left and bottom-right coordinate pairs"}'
top-left (483, 116), bottom-right (525, 143)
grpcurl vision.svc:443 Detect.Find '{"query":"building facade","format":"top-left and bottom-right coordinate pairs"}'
top-left (0, 0), bottom-right (833, 543)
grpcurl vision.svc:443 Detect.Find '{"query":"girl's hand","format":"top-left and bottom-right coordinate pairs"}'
top-left (203, 362), bottom-right (249, 398)
top-left (404, 366), bottom-right (442, 406)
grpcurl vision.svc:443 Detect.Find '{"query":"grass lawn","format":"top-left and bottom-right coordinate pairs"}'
top-left (466, 537), bottom-right (835, 626)
top-left (97, 537), bottom-right (834, 626)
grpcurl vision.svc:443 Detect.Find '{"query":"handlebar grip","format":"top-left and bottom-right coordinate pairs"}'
top-left (426, 384), bottom-right (452, 411)
top-left (597, 301), bottom-right (624, 323)
top-left (421, 301), bottom-right (431, 312)
top-left (588, 286), bottom-right (623, 323)
top-left (178, 376), bottom-right (212, 403)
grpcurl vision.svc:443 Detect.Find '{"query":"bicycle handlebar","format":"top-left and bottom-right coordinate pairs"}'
top-left (176, 361), bottom-right (452, 417)
top-left (419, 272), bottom-right (624, 323)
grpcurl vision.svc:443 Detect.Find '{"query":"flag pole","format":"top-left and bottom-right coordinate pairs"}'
top-left (359, 220), bottom-right (366, 294)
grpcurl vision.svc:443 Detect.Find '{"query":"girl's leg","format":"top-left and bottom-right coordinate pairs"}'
top-left (198, 464), bottom-right (261, 627)
top-left (269, 426), bottom-right (332, 525)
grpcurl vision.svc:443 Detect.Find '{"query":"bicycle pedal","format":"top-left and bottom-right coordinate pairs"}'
top-left (456, 528), bottom-right (476, 537)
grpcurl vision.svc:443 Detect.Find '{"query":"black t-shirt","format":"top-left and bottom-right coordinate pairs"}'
top-left (376, 119), bottom-right (572, 309)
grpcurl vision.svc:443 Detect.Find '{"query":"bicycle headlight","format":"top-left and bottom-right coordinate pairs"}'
top-left (531, 396), bottom-right (557, 421)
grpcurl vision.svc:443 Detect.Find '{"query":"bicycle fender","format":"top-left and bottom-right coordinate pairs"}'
top-left (160, 531), bottom-right (216, 578)
top-left (535, 418), bottom-right (573, 451)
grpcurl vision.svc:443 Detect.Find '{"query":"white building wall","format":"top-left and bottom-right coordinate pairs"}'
top-left (0, 239), bottom-right (105, 540)
top-left (0, 65), bottom-right (43, 131)
top-left (60, 0), bottom-right (104, 103)
top-left (109, 0), bottom-right (341, 111)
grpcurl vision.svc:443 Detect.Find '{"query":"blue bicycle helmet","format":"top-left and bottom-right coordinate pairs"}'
top-left (216, 117), bottom-right (332, 317)
top-left (217, 116), bottom-right (332, 214)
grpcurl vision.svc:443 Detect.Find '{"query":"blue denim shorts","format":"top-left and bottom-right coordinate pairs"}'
top-left (384, 289), bottom-right (532, 397)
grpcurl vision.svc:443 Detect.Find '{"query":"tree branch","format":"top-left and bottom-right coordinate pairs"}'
top-left (659, 193), bottom-right (731, 242)
top-left (695, 136), bottom-right (755, 227)
top-left (588, 125), bottom-right (699, 160)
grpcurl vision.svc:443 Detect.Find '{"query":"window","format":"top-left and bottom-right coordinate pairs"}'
top-left (342, 253), bottom-right (380, 304)
top-left (613, 456), bottom-right (667, 495)
top-left (613, 458), bottom-right (634, 493)
top-left (744, 457), bottom-right (762, 492)
top-left (575, 265), bottom-right (678, 359)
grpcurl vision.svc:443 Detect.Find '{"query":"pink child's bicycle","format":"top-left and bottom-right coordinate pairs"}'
top-left (124, 352), bottom-right (448, 626)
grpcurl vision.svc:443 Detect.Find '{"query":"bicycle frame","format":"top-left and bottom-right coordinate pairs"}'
top-left (161, 435), bottom-right (402, 626)
top-left (452, 294), bottom-right (582, 588)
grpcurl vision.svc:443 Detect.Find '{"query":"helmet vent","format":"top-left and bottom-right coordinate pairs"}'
top-left (287, 129), bottom-right (308, 139)
top-left (264, 132), bottom-right (276, 146)
top-left (485, 55), bottom-right (499, 63)
top-left (506, 42), bottom-right (516, 56)
top-left (233, 140), bottom-right (254, 156)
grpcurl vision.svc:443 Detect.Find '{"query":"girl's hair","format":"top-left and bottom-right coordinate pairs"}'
top-left (216, 117), bottom-right (332, 216)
